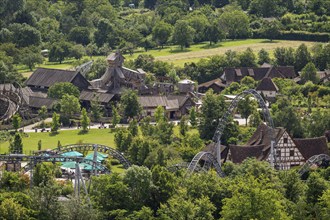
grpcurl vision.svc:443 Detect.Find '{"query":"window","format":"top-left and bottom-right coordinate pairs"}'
top-left (276, 150), bottom-right (281, 157)
top-left (290, 150), bottom-right (294, 156)
top-left (283, 138), bottom-right (288, 144)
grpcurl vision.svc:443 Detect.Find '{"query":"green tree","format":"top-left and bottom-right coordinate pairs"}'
top-left (319, 189), bottom-right (330, 219)
top-left (237, 96), bottom-right (257, 125)
top-left (249, 0), bottom-right (282, 17)
top-left (114, 129), bottom-right (133, 153)
top-left (274, 47), bottom-right (295, 66)
top-left (306, 172), bottom-right (329, 205)
top-left (272, 97), bottom-right (303, 137)
top-left (154, 106), bottom-right (165, 123)
top-left (90, 100), bottom-right (103, 123)
top-left (189, 107), bottom-right (197, 128)
top-left (221, 177), bottom-right (290, 220)
top-left (179, 115), bottom-right (188, 136)
top-left (51, 112), bottom-right (60, 133)
top-left (9, 23), bottom-right (41, 47)
top-left (158, 189), bottom-right (216, 220)
top-left (80, 108), bottom-right (90, 132)
top-left (20, 48), bottom-right (43, 71)
top-left (123, 165), bottom-right (154, 210)
top-left (295, 43), bottom-right (311, 71)
top-left (258, 48), bottom-right (271, 65)
top-left (206, 21), bottom-right (224, 45)
top-left (48, 82), bottom-right (80, 99)
top-left (120, 89), bottom-right (141, 119)
top-left (152, 21), bottom-right (173, 48)
top-left (9, 133), bottom-right (23, 154)
top-left (68, 26), bottom-right (91, 46)
top-left (12, 114), bottom-right (21, 131)
top-left (301, 62), bottom-right (319, 84)
top-left (249, 111), bottom-right (262, 127)
top-left (261, 20), bottom-right (281, 41)
top-left (62, 197), bottom-right (99, 220)
top-left (38, 140), bottom-right (42, 151)
top-left (60, 94), bottom-right (81, 119)
top-left (0, 198), bottom-right (28, 220)
top-left (140, 116), bottom-right (154, 136)
top-left (199, 90), bottom-right (238, 144)
top-left (48, 40), bottom-right (72, 64)
top-left (128, 119), bottom-right (139, 137)
top-left (111, 105), bottom-right (121, 128)
top-left (70, 44), bottom-right (86, 60)
top-left (172, 20), bottom-right (195, 50)
top-left (38, 105), bottom-right (47, 128)
top-left (239, 48), bottom-right (257, 67)
top-left (219, 10), bottom-right (250, 39)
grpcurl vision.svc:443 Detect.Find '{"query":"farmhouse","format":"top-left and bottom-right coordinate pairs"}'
top-left (221, 66), bottom-right (297, 85)
top-left (198, 78), bottom-right (226, 93)
top-left (25, 68), bottom-right (90, 91)
top-left (227, 124), bottom-right (329, 169)
top-left (255, 77), bottom-right (279, 101)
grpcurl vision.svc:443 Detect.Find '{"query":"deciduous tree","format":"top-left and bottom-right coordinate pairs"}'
top-left (172, 20), bottom-right (195, 50)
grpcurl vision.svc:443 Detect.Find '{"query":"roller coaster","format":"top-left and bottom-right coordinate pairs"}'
top-left (186, 89), bottom-right (277, 176)
top-left (0, 83), bottom-right (24, 122)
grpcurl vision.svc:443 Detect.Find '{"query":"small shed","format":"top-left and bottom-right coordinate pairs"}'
top-left (178, 79), bottom-right (195, 93)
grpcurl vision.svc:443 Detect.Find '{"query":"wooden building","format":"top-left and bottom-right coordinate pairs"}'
top-left (255, 77), bottom-right (279, 102)
top-left (138, 94), bottom-right (196, 119)
top-left (227, 124), bottom-right (306, 170)
top-left (25, 68), bottom-right (90, 91)
top-left (198, 78), bottom-right (226, 93)
top-left (221, 66), bottom-right (297, 85)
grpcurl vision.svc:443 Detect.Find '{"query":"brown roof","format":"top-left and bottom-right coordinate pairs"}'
top-left (256, 77), bottom-right (279, 91)
top-left (294, 136), bottom-right (329, 160)
top-left (222, 66), bottom-right (297, 84)
top-left (138, 96), bottom-right (180, 110)
top-left (107, 52), bottom-right (125, 62)
top-left (227, 124), bottom-right (286, 162)
top-left (28, 96), bottom-right (57, 109)
top-left (198, 78), bottom-right (226, 89)
top-left (25, 68), bottom-right (78, 88)
top-left (79, 90), bottom-right (114, 103)
top-left (229, 144), bottom-right (266, 163)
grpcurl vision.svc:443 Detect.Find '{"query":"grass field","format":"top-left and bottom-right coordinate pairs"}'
top-left (0, 129), bottom-right (116, 154)
top-left (18, 39), bottom-right (318, 76)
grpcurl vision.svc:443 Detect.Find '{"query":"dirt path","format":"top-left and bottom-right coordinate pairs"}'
top-left (156, 40), bottom-right (316, 64)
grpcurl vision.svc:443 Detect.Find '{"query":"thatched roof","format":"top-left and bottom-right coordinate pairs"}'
top-left (294, 136), bottom-right (329, 160)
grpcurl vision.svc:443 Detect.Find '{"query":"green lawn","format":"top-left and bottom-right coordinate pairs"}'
top-left (0, 129), bottom-right (116, 154)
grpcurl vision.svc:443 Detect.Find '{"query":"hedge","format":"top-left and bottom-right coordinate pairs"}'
top-left (253, 30), bottom-right (330, 42)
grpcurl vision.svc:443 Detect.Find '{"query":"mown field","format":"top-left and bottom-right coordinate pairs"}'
top-left (0, 126), bottom-right (186, 154)
top-left (0, 129), bottom-right (116, 154)
top-left (18, 39), bottom-right (318, 77)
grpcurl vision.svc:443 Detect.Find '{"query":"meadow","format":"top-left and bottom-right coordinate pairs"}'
top-left (0, 129), bottom-right (116, 154)
top-left (18, 39), bottom-right (317, 77)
